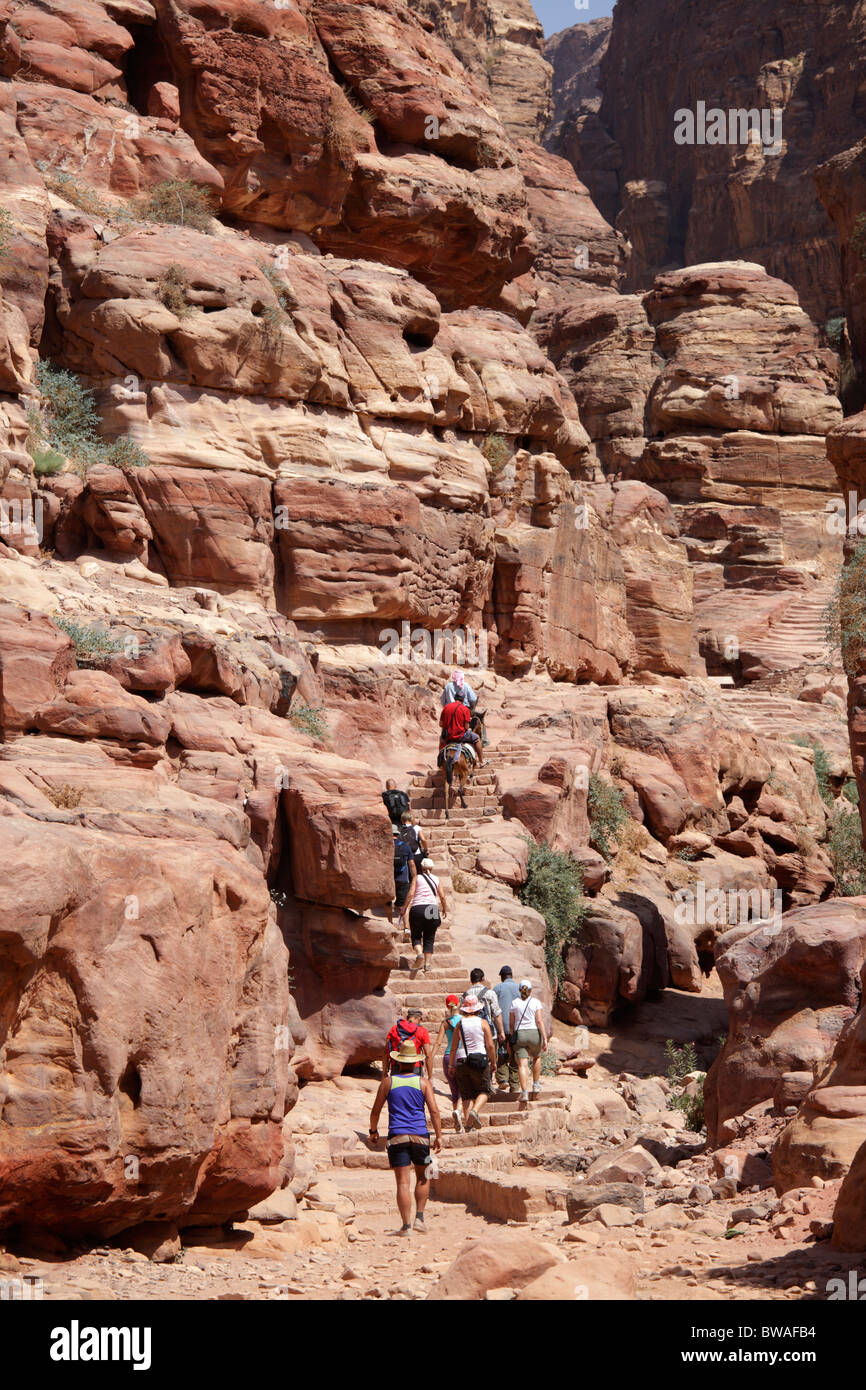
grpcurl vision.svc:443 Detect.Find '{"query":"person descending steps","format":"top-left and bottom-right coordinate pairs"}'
top-left (369, 1038), bottom-right (442, 1237)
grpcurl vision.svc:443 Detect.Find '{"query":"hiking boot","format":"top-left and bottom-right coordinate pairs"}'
top-left (452, 1108), bottom-right (464, 1133)
top-left (466, 1109), bottom-right (482, 1130)
top-left (413, 1214), bottom-right (427, 1233)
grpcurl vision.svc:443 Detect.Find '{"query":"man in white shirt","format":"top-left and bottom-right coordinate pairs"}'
top-left (460, 968), bottom-right (505, 1044)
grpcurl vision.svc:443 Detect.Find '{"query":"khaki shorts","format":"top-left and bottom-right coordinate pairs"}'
top-left (513, 1029), bottom-right (542, 1061)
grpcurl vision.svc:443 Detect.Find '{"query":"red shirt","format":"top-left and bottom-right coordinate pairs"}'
top-left (386, 1021), bottom-right (431, 1058)
top-left (440, 701), bottom-right (471, 740)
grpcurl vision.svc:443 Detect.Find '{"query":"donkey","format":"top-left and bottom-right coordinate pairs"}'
top-left (440, 710), bottom-right (486, 819)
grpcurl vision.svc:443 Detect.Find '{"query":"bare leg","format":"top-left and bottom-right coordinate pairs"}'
top-left (414, 1164), bottom-right (431, 1217)
top-left (394, 1167), bottom-right (412, 1229)
top-left (518, 1055), bottom-right (530, 1094)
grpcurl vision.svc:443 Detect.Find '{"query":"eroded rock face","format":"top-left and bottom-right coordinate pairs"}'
top-left (773, 976), bottom-right (866, 1195)
top-left (547, 0), bottom-right (866, 326)
top-left (535, 262), bottom-right (842, 681)
top-left (408, 0), bottom-right (552, 143)
top-left (704, 900), bottom-right (866, 1148)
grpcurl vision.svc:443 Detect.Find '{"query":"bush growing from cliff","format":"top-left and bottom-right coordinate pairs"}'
top-left (482, 433), bottom-right (511, 471)
top-left (134, 180), bottom-right (216, 232)
top-left (288, 702), bottom-right (329, 740)
top-left (588, 772), bottom-right (628, 861)
top-left (37, 165), bottom-right (121, 223)
top-left (792, 736), bottom-right (833, 805)
top-left (32, 447), bottom-right (66, 476)
top-left (157, 264), bottom-right (191, 319)
top-left (30, 361), bottom-right (149, 474)
top-left (826, 540), bottom-right (866, 677)
top-left (53, 617), bottom-right (124, 662)
top-left (519, 839), bottom-right (586, 994)
top-left (0, 207), bottom-right (13, 265)
top-left (827, 802), bottom-right (866, 896)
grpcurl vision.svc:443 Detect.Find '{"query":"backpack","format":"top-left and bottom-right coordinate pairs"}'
top-left (398, 824), bottom-right (422, 865)
top-left (383, 788), bottom-right (410, 822)
top-left (396, 1019), bottom-right (420, 1047)
top-left (463, 986), bottom-right (496, 1030)
top-left (393, 837), bottom-right (413, 881)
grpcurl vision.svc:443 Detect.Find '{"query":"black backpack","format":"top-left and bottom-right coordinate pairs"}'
top-left (383, 789), bottom-right (410, 823)
top-left (398, 824), bottom-right (422, 865)
top-left (393, 837), bottom-right (413, 882)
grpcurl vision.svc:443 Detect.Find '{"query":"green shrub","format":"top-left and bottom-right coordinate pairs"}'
top-left (30, 361), bottom-right (149, 473)
top-left (825, 316), bottom-right (846, 350)
top-left (32, 447), bottom-right (66, 476)
top-left (105, 436), bottom-right (149, 470)
top-left (0, 206), bottom-right (13, 264)
top-left (133, 179), bottom-right (215, 232)
top-left (827, 802), bottom-right (866, 895)
top-left (519, 840), bottom-right (586, 994)
top-left (588, 772), bottom-right (628, 861)
top-left (664, 1039), bottom-right (704, 1132)
top-left (792, 736), bottom-right (833, 805)
top-left (53, 617), bottom-right (124, 662)
top-left (157, 263), bottom-right (191, 318)
top-left (37, 166), bottom-right (120, 223)
top-left (482, 433), bottom-right (510, 470)
top-left (540, 1050), bottom-right (560, 1077)
top-left (288, 703), bottom-right (329, 740)
top-left (826, 541), bottom-right (866, 677)
top-left (843, 778), bottom-right (860, 805)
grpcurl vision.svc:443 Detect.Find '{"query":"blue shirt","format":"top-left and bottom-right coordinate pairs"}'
top-left (441, 679), bottom-right (477, 709)
top-left (494, 979), bottom-right (520, 1027)
top-left (387, 1073), bottom-right (427, 1137)
top-left (443, 1013), bottom-right (461, 1058)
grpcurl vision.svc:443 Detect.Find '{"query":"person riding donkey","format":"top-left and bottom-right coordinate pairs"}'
top-left (438, 697), bottom-right (484, 768)
top-left (440, 669), bottom-right (478, 712)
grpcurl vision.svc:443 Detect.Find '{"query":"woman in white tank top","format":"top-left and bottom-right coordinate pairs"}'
top-left (448, 996), bottom-right (496, 1132)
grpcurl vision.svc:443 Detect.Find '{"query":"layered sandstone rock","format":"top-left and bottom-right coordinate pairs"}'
top-left (536, 262), bottom-right (843, 681)
top-left (704, 900), bottom-right (866, 1147)
top-left (407, 0), bottom-right (552, 143)
top-left (773, 973), bottom-right (866, 1195)
top-left (547, 0), bottom-right (866, 325)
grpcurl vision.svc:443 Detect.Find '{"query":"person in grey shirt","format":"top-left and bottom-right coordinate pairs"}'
top-left (441, 669), bottom-right (477, 710)
top-left (493, 966), bottom-right (521, 1094)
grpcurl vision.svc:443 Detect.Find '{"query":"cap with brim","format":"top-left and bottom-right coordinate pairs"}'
top-left (445, 994), bottom-right (459, 1006)
top-left (461, 994), bottom-right (482, 1013)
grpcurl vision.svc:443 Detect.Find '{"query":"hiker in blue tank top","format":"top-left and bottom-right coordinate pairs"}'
top-left (369, 1038), bottom-right (442, 1237)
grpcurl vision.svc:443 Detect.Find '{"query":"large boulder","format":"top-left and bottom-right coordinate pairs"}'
top-left (705, 900), bottom-right (866, 1146)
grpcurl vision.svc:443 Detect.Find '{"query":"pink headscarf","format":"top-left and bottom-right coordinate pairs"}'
top-left (452, 669), bottom-right (464, 687)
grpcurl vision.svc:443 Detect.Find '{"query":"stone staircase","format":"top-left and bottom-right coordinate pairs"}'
top-left (327, 736), bottom-right (575, 1172)
top-left (712, 687), bottom-right (844, 747)
top-left (739, 583), bottom-right (834, 679)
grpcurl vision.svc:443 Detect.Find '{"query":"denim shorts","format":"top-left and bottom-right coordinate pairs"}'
top-left (387, 1137), bottom-right (430, 1168)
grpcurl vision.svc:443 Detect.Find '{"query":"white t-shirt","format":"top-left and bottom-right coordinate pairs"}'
top-left (411, 871), bottom-right (439, 907)
top-left (510, 995), bottom-right (544, 1032)
top-left (453, 1015), bottom-right (486, 1059)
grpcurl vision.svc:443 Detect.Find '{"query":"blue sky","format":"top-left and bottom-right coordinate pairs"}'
top-left (534, 0), bottom-right (615, 38)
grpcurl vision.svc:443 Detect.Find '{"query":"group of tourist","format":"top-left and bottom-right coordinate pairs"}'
top-left (369, 969), bottom-right (549, 1236)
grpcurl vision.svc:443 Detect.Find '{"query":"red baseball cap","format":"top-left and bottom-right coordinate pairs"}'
top-left (446, 994), bottom-right (459, 1006)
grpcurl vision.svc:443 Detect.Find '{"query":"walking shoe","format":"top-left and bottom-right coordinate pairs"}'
top-left (532, 1080), bottom-right (542, 1094)
top-left (413, 1214), bottom-right (427, 1233)
top-left (452, 1108), bottom-right (464, 1133)
top-left (466, 1109), bottom-right (482, 1130)
top-left (423, 957), bottom-right (432, 973)
top-left (519, 1089), bottom-right (529, 1103)
top-left (397, 1224), bottom-right (412, 1237)
top-left (413, 954), bottom-right (424, 970)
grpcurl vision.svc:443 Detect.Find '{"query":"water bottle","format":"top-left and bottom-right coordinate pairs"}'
top-left (425, 1153), bottom-right (440, 1180)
